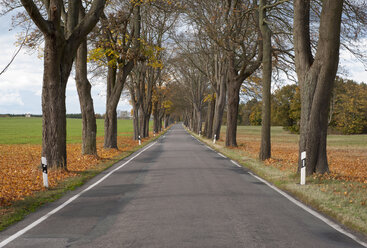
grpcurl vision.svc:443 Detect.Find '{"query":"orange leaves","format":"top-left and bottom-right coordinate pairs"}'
top-left (0, 136), bottom-right (143, 206)
top-left (235, 134), bottom-right (367, 183)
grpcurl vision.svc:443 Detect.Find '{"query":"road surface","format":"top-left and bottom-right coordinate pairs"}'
top-left (0, 124), bottom-right (365, 247)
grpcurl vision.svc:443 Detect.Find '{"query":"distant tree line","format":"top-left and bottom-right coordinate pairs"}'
top-left (240, 78), bottom-right (367, 135)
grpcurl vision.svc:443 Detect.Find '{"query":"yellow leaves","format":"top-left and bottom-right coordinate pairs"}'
top-left (162, 100), bottom-right (173, 113)
top-left (203, 93), bottom-right (216, 103)
top-left (138, 38), bottom-right (165, 69)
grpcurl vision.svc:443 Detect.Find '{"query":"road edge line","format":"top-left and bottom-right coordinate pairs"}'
top-left (0, 142), bottom-right (156, 248)
top-left (248, 171), bottom-right (367, 248)
top-left (186, 128), bottom-right (367, 247)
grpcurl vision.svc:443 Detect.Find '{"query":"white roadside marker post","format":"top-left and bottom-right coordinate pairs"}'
top-left (213, 134), bottom-right (216, 144)
top-left (199, 131), bottom-right (201, 137)
top-left (138, 135), bottom-right (141, 145)
top-left (154, 131), bottom-right (156, 137)
top-left (300, 151), bottom-right (306, 185)
top-left (41, 157), bottom-right (48, 188)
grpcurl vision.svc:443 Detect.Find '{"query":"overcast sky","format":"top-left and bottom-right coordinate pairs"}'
top-left (0, 12), bottom-right (366, 115)
top-left (0, 14), bottom-right (132, 115)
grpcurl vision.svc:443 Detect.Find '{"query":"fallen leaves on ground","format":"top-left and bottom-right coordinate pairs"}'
top-left (235, 134), bottom-right (367, 183)
top-left (0, 136), bottom-right (146, 206)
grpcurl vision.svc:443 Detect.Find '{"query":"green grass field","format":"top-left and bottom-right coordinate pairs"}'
top-left (0, 117), bottom-right (136, 144)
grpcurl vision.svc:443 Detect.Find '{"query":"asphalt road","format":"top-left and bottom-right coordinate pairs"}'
top-left (0, 124), bottom-right (365, 247)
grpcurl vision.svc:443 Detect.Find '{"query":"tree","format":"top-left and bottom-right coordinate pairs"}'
top-left (183, 0), bottom-right (263, 145)
top-left (20, 0), bottom-right (105, 169)
top-left (171, 53), bottom-right (208, 134)
top-left (271, 84), bottom-right (299, 130)
top-left (88, 1), bottom-right (141, 148)
top-left (75, 3), bottom-right (97, 155)
top-left (258, 0), bottom-right (272, 160)
top-left (220, 1), bottom-right (262, 147)
top-left (330, 78), bottom-right (367, 134)
top-left (294, 0), bottom-right (343, 174)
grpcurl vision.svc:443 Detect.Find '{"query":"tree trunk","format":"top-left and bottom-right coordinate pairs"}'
top-left (206, 98), bottom-right (215, 139)
top-left (203, 104), bottom-right (209, 137)
top-left (21, 0), bottom-right (106, 169)
top-left (212, 76), bottom-right (226, 140)
top-left (139, 105), bottom-right (144, 138)
top-left (144, 113), bottom-right (150, 137)
top-left (259, 0), bottom-right (272, 161)
top-left (153, 111), bottom-right (160, 134)
top-left (75, 40), bottom-right (97, 155)
top-left (42, 37), bottom-right (68, 169)
top-left (104, 109), bottom-right (118, 148)
top-left (294, 0), bottom-right (343, 175)
top-left (225, 76), bottom-right (240, 147)
top-left (159, 115), bottom-right (163, 131)
top-left (104, 65), bottom-right (118, 148)
top-left (196, 108), bottom-right (202, 134)
top-left (133, 107), bottom-right (139, 140)
top-left (164, 114), bottom-right (170, 128)
top-left (153, 99), bottom-right (160, 134)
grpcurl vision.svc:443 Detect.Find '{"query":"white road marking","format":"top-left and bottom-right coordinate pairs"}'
top-left (247, 172), bottom-right (367, 248)
top-left (0, 142), bottom-right (157, 248)
top-left (217, 153), bottom-right (226, 158)
top-left (230, 160), bottom-right (242, 168)
top-left (206, 145), bottom-right (214, 151)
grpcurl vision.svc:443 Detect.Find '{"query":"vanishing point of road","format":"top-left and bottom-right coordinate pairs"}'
top-left (0, 124), bottom-right (365, 247)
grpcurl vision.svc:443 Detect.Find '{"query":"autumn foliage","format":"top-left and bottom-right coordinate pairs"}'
top-left (0, 136), bottom-right (149, 206)
top-left (232, 132), bottom-right (367, 185)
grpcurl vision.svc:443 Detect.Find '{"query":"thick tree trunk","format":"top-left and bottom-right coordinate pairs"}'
top-left (153, 112), bottom-right (160, 134)
top-left (144, 113), bottom-right (150, 137)
top-left (42, 37), bottom-right (68, 169)
top-left (294, 0), bottom-right (343, 175)
top-left (22, 0), bottom-right (106, 169)
top-left (104, 109), bottom-right (118, 148)
top-left (212, 76), bottom-right (226, 140)
top-left (75, 40), bottom-right (97, 155)
top-left (225, 78), bottom-right (240, 147)
top-left (153, 100), bottom-right (160, 134)
top-left (104, 65), bottom-right (118, 148)
top-left (104, 61), bottom-right (134, 148)
top-left (259, 0), bottom-right (272, 161)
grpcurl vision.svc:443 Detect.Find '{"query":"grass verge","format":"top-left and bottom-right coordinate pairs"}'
top-left (0, 129), bottom-right (167, 231)
top-left (188, 128), bottom-right (367, 239)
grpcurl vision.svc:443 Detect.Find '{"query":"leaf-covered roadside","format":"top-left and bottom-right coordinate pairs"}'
top-left (0, 136), bottom-right (147, 206)
top-left (234, 134), bottom-right (367, 184)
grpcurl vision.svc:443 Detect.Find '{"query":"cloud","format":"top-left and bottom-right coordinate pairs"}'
top-left (0, 90), bottom-right (24, 106)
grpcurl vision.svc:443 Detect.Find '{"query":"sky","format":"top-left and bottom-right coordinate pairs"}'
top-left (0, 14), bottom-right (132, 115)
top-left (0, 11), bottom-right (366, 115)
